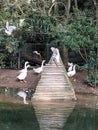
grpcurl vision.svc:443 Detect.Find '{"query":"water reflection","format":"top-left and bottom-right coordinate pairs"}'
top-left (0, 103), bottom-right (40, 130)
top-left (33, 100), bottom-right (76, 130)
top-left (0, 90), bottom-right (98, 130)
top-left (0, 87), bottom-right (34, 104)
top-left (63, 107), bottom-right (97, 130)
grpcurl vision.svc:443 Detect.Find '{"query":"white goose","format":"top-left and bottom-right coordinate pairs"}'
top-left (19, 61), bottom-right (29, 73)
top-left (67, 65), bottom-right (76, 77)
top-left (68, 62), bottom-right (73, 72)
top-left (5, 21), bottom-right (16, 36)
top-left (17, 91), bottom-right (28, 104)
top-left (33, 60), bottom-right (45, 73)
top-left (17, 64), bottom-right (30, 82)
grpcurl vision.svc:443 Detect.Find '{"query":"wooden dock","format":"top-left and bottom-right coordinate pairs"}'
top-left (32, 60), bottom-right (77, 101)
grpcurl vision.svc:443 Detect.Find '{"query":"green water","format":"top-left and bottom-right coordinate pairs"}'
top-left (63, 107), bottom-right (97, 130)
top-left (0, 102), bottom-right (97, 130)
top-left (0, 103), bottom-right (40, 130)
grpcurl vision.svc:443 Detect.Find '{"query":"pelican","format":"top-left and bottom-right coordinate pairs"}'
top-left (17, 91), bottom-right (28, 104)
top-left (33, 60), bottom-right (45, 73)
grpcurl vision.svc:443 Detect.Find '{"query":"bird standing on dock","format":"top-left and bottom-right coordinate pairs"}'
top-left (67, 65), bottom-right (76, 77)
top-left (33, 60), bottom-right (45, 74)
top-left (68, 62), bottom-right (73, 72)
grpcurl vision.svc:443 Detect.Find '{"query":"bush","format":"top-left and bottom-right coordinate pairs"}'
top-left (85, 71), bottom-right (98, 87)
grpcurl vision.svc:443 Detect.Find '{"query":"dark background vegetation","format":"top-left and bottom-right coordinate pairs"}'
top-left (0, 0), bottom-right (98, 87)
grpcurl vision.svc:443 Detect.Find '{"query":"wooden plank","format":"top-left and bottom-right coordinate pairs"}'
top-left (32, 55), bottom-right (77, 101)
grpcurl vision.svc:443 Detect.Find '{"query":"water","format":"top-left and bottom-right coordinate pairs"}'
top-left (63, 107), bottom-right (97, 130)
top-left (0, 103), bottom-right (40, 130)
top-left (0, 87), bottom-right (98, 130)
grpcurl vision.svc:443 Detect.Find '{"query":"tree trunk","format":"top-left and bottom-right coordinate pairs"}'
top-left (93, 0), bottom-right (98, 87)
top-left (60, 45), bottom-right (68, 66)
top-left (74, 0), bottom-right (78, 9)
top-left (21, 53), bottom-right (42, 65)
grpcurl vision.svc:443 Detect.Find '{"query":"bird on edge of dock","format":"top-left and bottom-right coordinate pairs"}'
top-left (17, 91), bottom-right (28, 104)
top-left (67, 64), bottom-right (76, 77)
top-left (33, 60), bottom-right (45, 74)
top-left (68, 62), bottom-right (73, 72)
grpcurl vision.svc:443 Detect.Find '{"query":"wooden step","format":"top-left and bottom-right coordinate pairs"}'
top-left (32, 55), bottom-right (77, 101)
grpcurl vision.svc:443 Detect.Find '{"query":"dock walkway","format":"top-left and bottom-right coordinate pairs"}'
top-left (32, 60), bottom-right (77, 101)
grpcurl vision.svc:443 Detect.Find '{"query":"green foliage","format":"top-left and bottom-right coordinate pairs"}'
top-left (0, 53), bottom-right (5, 68)
top-left (85, 71), bottom-right (98, 87)
top-left (63, 11), bottom-right (96, 49)
top-left (88, 50), bottom-right (96, 69)
top-left (0, 1), bottom-right (97, 69)
top-left (75, 64), bottom-right (84, 71)
top-left (0, 33), bottom-right (19, 53)
top-left (60, 10), bottom-right (98, 65)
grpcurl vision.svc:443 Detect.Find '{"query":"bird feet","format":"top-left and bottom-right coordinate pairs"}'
top-left (19, 80), bottom-right (27, 83)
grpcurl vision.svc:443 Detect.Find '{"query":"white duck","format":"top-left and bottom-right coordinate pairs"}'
top-left (67, 65), bottom-right (76, 77)
top-left (19, 61), bottom-right (29, 73)
top-left (17, 64), bottom-right (30, 82)
top-left (5, 21), bottom-right (16, 36)
top-left (33, 60), bottom-right (45, 73)
top-left (17, 91), bottom-right (28, 104)
top-left (68, 62), bottom-right (73, 72)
